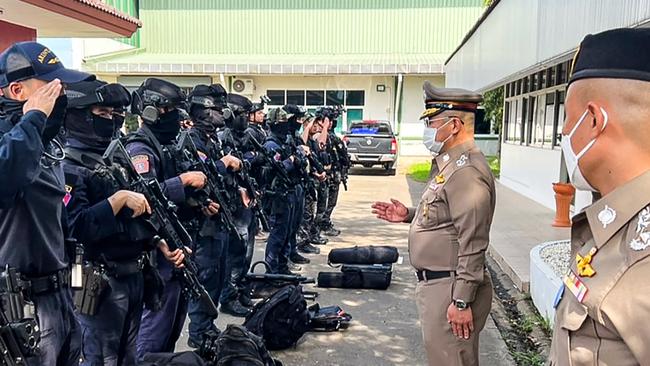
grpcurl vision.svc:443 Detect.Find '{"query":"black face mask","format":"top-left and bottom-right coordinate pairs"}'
top-left (231, 114), bottom-right (248, 131)
top-left (42, 95), bottom-right (68, 144)
top-left (0, 97), bottom-right (25, 119)
top-left (65, 109), bottom-right (115, 149)
top-left (270, 121), bottom-right (290, 137)
top-left (192, 108), bottom-right (221, 134)
top-left (150, 109), bottom-right (181, 144)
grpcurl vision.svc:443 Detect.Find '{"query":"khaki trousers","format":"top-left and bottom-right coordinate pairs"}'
top-left (415, 272), bottom-right (493, 366)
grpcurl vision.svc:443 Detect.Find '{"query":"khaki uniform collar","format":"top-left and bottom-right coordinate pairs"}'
top-left (585, 170), bottom-right (650, 248)
top-left (434, 140), bottom-right (477, 172)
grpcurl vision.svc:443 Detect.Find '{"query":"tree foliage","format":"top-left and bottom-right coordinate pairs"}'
top-left (483, 87), bottom-right (504, 134)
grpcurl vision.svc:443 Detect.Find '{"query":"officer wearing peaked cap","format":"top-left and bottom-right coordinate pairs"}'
top-left (372, 81), bottom-right (495, 366)
top-left (549, 27), bottom-right (650, 366)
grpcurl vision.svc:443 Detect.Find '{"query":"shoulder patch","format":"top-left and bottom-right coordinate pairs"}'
top-left (456, 154), bottom-right (468, 167)
top-left (132, 155), bottom-right (150, 174)
top-left (63, 185), bottom-right (73, 207)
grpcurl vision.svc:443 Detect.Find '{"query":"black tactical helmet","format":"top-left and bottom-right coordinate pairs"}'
top-left (131, 78), bottom-right (186, 115)
top-left (282, 104), bottom-right (307, 120)
top-left (189, 84), bottom-right (227, 109)
top-left (66, 80), bottom-right (131, 109)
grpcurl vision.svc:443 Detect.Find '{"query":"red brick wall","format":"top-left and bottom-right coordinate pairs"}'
top-left (0, 21), bottom-right (36, 52)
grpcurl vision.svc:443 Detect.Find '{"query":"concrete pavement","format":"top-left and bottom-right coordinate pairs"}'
top-left (175, 159), bottom-right (514, 366)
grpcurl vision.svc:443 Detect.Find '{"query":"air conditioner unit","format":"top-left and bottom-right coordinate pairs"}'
top-left (231, 78), bottom-right (254, 95)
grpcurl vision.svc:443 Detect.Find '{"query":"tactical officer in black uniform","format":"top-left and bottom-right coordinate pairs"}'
top-left (297, 114), bottom-right (329, 249)
top-left (184, 84), bottom-right (244, 344)
top-left (0, 41), bottom-right (87, 366)
top-left (126, 78), bottom-right (213, 358)
top-left (218, 93), bottom-right (257, 316)
top-left (62, 79), bottom-right (180, 365)
top-left (316, 108), bottom-right (349, 237)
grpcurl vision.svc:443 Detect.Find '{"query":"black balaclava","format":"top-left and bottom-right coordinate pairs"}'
top-left (65, 108), bottom-right (117, 149)
top-left (190, 105), bottom-right (221, 135)
top-left (149, 108), bottom-right (181, 144)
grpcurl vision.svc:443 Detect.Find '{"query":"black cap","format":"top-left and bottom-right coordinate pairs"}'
top-left (569, 28), bottom-right (650, 85)
top-left (283, 104), bottom-right (307, 119)
top-left (421, 81), bottom-right (482, 119)
top-left (67, 80), bottom-right (131, 109)
top-left (0, 41), bottom-right (93, 88)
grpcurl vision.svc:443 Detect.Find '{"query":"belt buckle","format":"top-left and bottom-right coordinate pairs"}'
top-left (51, 273), bottom-right (59, 290)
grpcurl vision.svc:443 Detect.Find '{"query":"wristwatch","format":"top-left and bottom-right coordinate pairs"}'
top-left (454, 299), bottom-right (468, 310)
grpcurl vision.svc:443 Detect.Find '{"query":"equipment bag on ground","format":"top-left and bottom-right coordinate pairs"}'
top-left (327, 245), bottom-right (398, 265)
top-left (243, 285), bottom-right (311, 350)
top-left (198, 324), bottom-right (282, 366)
top-left (140, 351), bottom-right (207, 365)
top-left (308, 304), bottom-right (352, 332)
top-left (317, 264), bottom-right (392, 290)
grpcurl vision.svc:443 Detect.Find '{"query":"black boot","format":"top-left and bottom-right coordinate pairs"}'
top-left (220, 300), bottom-right (251, 317)
top-left (298, 243), bottom-right (320, 254)
top-left (309, 235), bottom-right (328, 245)
top-left (322, 225), bottom-right (341, 236)
top-left (290, 252), bottom-right (310, 264)
top-left (188, 327), bottom-right (220, 349)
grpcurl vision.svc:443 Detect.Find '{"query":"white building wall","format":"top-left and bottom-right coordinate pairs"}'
top-left (446, 0), bottom-right (650, 92)
top-left (400, 75), bottom-right (445, 138)
top-left (499, 143), bottom-right (562, 210)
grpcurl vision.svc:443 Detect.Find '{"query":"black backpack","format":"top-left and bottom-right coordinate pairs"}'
top-left (198, 324), bottom-right (281, 366)
top-left (140, 351), bottom-right (207, 365)
top-left (308, 304), bottom-right (352, 332)
top-left (243, 285), bottom-right (311, 350)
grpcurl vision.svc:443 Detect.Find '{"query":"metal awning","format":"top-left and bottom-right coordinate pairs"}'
top-left (0, 0), bottom-right (141, 37)
top-left (83, 49), bottom-right (446, 75)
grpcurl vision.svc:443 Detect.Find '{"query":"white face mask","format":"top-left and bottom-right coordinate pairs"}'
top-left (560, 107), bottom-right (608, 192)
top-left (422, 119), bottom-right (453, 155)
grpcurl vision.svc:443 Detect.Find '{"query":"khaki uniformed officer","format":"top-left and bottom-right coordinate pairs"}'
top-left (372, 82), bottom-right (495, 366)
top-left (550, 28), bottom-right (650, 366)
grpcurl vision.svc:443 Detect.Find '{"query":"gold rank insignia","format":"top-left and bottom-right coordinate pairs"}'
top-left (434, 174), bottom-right (445, 184)
top-left (576, 247), bottom-right (598, 278)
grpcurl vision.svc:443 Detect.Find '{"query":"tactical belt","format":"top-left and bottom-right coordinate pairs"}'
top-left (416, 270), bottom-right (455, 282)
top-left (101, 255), bottom-right (146, 278)
top-left (26, 268), bottom-right (71, 295)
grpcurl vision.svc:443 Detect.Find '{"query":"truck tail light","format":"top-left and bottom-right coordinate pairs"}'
top-left (390, 137), bottom-right (397, 154)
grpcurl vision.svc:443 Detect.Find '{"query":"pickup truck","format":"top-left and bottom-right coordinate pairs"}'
top-left (342, 120), bottom-right (397, 175)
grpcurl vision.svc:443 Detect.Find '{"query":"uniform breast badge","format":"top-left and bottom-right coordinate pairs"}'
top-left (630, 207), bottom-right (650, 251)
top-left (63, 185), bottom-right (73, 207)
top-left (597, 205), bottom-right (616, 228)
top-left (576, 247), bottom-right (597, 277)
top-left (563, 270), bottom-right (588, 303)
top-left (442, 154), bottom-right (450, 162)
top-left (434, 174), bottom-right (445, 184)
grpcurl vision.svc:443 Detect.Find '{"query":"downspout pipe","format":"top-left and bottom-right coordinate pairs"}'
top-left (394, 73), bottom-right (404, 134)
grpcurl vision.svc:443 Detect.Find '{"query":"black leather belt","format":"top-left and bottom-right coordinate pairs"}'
top-left (416, 269), bottom-right (455, 282)
top-left (26, 268), bottom-right (70, 295)
top-left (102, 256), bottom-right (146, 278)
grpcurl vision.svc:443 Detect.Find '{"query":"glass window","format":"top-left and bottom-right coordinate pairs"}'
top-left (546, 67), bottom-right (554, 87)
top-left (538, 71), bottom-right (545, 90)
top-left (516, 80), bottom-right (522, 95)
top-left (346, 90), bottom-right (365, 106)
top-left (503, 101), bottom-right (510, 139)
top-left (306, 90), bottom-right (324, 105)
top-left (531, 74), bottom-right (538, 92)
top-left (514, 98), bottom-right (522, 143)
top-left (326, 90), bottom-right (344, 105)
top-left (532, 94), bottom-right (545, 146)
top-left (286, 90), bottom-right (305, 105)
top-left (544, 93), bottom-right (555, 146)
top-left (558, 62), bottom-right (567, 84)
top-left (525, 96), bottom-right (535, 144)
top-left (523, 77), bottom-right (529, 94)
top-left (267, 90), bottom-right (285, 105)
top-left (555, 91), bottom-right (566, 146)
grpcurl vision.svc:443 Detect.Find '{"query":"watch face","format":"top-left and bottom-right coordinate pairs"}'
top-left (455, 300), bottom-right (467, 309)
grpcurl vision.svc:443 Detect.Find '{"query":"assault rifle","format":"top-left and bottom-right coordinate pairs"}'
top-left (102, 139), bottom-right (219, 318)
top-left (175, 131), bottom-right (243, 241)
top-left (284, 135), bottom-right (317, 199)
top-left (244, 261), bottom-right (318, 301)
top-left (246, 132), bottom-right (292, 192)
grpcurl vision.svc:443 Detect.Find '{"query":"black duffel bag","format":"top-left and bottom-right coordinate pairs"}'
top-left (328, 246), bottom-right (398, 265)
top-left (317, 264), bottom-right (392, 290)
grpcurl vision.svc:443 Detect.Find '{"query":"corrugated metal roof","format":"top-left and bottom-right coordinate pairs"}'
top-left (85, 0), bottom-right (484, 74)
top-left (74, 0), bottom-right (142, 26)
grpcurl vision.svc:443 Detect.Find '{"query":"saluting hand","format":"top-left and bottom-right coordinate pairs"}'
top-left (447, 303), bottom-right (474, 340)
top-left (23, 79), bottom-right (62, 117)
top-left (371, 198), bottom-right (408, 223)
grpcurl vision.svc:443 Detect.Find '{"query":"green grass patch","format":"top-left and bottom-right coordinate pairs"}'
top-left (406, 161), bottom-right (432, 183)
top-left (487, 156), bottom-right (500, 178)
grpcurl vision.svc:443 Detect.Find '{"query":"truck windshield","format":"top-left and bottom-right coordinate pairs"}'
top-left (349, 122), bottom-right (392, 135)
